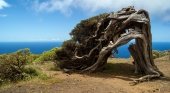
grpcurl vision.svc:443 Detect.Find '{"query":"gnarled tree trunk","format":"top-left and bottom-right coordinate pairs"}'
top-left (56, 6), bottom-right (163, 84)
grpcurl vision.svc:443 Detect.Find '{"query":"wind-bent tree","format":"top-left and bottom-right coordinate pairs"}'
top-left (56, 6), bottom-right (163, 84)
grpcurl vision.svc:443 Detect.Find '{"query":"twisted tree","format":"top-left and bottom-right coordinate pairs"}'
top-left (56, 6), bottom-right (163, 84)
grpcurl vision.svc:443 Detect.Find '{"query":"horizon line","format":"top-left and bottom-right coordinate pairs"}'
top-left (0, 41), bottom-right (170, 43)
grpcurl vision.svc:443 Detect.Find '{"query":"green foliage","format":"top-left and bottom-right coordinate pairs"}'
top-left (56, 13), bottom-right (110, 69)
top-left (55, 40), bottom-right (78, 68)
top-left (61, 40), bottom-right (77, 56)
top-left (70, 13), bottom-right (109, 43)
top-left (0, 48), bottom-right (39, 84)
top-left (23, 66), bottom-right (39, 77)
top-left (34, 48), bottom-right (59, 63)
top-left (28, 54), bottom-right (40, 63)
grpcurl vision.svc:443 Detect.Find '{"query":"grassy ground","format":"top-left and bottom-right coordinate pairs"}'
top-left (0, 56), bottom-right (170, 93)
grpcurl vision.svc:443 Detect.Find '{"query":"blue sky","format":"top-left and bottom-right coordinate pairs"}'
top-left (0, 0), bottom-right (170, 42)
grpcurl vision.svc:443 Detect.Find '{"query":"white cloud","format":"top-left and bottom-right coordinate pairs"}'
top-left (32, 0), bottom-right (170, 18)
top-left (33, 0), bottom-right (73, 16)
top-left (0, 0), bottom-right (9, 9)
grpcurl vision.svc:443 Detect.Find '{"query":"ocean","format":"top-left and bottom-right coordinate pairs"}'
top-left (116, 42), bottom-right (170, 58)
top-left (0, 42), bottom-right (169, 58)
top-left (0, 42), bottom-right (62, 54)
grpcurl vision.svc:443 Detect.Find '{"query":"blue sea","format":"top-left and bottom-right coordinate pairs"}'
top-left (0, 42), bottom-right (169, 58)
top-left (0, 42), bottom-right (62, 54)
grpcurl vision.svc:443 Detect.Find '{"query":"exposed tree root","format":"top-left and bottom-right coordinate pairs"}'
top-left (130, 73), bottom-right (161, 86)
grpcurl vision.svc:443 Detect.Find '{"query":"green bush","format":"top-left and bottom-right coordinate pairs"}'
top-left (34, 48), bottom-right (59, 63)
top-left (28, 54), bottom-right (40, 64)
top-left (23, 66), bottom-right (39, 77)
top-left (0, 48), bottom-right (39, 84)
top-left (70, 13), bottom-right (109, 42)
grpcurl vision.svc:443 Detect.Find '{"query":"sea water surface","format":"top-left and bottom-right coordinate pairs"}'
top-left (0, 42), bottom-right (62, 54)
top-left (116, 42), bottom-right (170, 58)
top-left (0, 42), bottom-right (169, 58)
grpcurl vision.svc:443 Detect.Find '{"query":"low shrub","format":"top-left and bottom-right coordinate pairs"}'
top-left (34, 48), bottom-right (59, 63)
top-left (0, 48), bottom-right (39, 84)
top-left (28, 54), bottom-right (40, 64)
top-left (23, 66), bottom-right (39, 77)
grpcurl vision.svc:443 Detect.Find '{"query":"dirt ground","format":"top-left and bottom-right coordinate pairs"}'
top-left (0, 56), bottom-right (170, 93)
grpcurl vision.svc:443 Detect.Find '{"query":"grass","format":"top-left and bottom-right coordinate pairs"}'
top-left (97, 58), bottom-right (138, 79)
top-left (0, 62), bottom-right (62, 89)
top-left (34, 48), bottom-right (59, 63)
